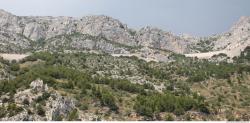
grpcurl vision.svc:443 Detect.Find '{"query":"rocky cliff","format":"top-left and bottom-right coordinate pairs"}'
top-left (0, 9), bottom-right (191, 54)
top-left (0, 9), bottom-right (250, 60)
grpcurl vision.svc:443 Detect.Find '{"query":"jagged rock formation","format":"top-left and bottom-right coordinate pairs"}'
top-left (0, 79), bottom-right (77, 121)
top-left (29, 79), bottom-right (48, 92)
top-left (136, 27), bottom-right (191, 53)
top-left (0, 9), bottom-right (249, 60)
top-left (0, 9), bottom-right (190, 56)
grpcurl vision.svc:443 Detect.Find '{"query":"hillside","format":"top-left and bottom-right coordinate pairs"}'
top-left (0, 9), bottom-right (250, 121)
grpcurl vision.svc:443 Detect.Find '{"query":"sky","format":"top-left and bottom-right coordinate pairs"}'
top-left (0, 0), bottom-right (250, 36)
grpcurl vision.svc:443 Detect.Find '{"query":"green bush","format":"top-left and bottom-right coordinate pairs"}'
top-left (7, 103), bottom-right (23, 117)
top-left (10, 63), bottom-right (20, 71)
top-left (36, 92), bottom-right (51, 103)
top-left (37, 105), bottom-right (45, 116)
top-left (134, 93), bottom-right (201, 117)
top-left (53, 114), bottom-right (63, 121)
top-left (67, 109), bottom-right (79, 121)
top-left (0, 106), bottom-right (6, 118)
top-left (79, 103), bottom-right (89, 111)
top-left (164, 114), bottom-right (174, 121)
top-left (94, 87), bottom-right (118, 111)
top-left (109, 79), bottom-right (145, 94)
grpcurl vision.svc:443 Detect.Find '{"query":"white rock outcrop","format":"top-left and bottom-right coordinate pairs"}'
top-left (30, 79), bottom-right (48, 92)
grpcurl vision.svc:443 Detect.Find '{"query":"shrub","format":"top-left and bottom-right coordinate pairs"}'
top-left (53, 114), bottom-right (63, 121)
top-left (37, 105), bottom-right (45, 116)
top-left (134, 93), bottom-right (202, 117)
top-left (164, 114), bottom-right (174, 121)
top-left (7, 103), bottom-right (23, 117)
top-left (79, 103), bottom-right (89, 111)
top-left (67, 109), bottom-right (79, 121)
top-left (22, 98), bottom-right (30, 105)
top-left (0, 106), bottom-right (6, 118)
top-left (174, 106), bottom-right (185, 116)
top-left (94, 87), bottom-right (119, 111)
top-left (10, 63), bottom-right (20, 71)
top-left (36, 92), bottom-right (51, 103)
top-left (109, 79), bottom-right (145, 94)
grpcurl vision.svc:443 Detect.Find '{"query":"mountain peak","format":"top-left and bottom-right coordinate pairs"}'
top-left (0, 9), bottom-right (14, 16)
top-left (230, 16), bottom-right (250, 32)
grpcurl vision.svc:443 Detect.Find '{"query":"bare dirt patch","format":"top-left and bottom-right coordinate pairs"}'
top-left (0, 53), bottom-right (29, 61)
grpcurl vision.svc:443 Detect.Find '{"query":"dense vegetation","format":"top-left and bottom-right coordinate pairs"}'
top-left (134, 92), bottom-right (209, 118)
top-left (1, 47), bottom-right (250, 120)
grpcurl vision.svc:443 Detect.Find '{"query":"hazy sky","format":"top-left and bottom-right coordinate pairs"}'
top-left (0, 0), bottom-right (250, 36)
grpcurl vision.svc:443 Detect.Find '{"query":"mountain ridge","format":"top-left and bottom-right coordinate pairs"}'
top-left (1, 9), bottom-right (250, 120)
top-left (0, 9), bottom-right (249, 61)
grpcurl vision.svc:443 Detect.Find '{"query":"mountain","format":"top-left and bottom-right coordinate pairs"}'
top-left (0, 9), bottom-right (249, 61)
top-left (1, 9), bottom-right (250, 121)
top-left (185, 16), bottom-right (250, 59)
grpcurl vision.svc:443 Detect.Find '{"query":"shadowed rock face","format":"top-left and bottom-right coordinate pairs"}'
top-left (0, 9), bottom-right (250, 59)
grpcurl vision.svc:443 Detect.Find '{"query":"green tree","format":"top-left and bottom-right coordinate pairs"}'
top-left (10, 63), bottom-right (20, 71)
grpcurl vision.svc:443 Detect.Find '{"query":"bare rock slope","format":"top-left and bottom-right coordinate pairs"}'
top-left (0, 9), bottom-right (250, 60)
top-left (185, 16), bottom-right (250, 59)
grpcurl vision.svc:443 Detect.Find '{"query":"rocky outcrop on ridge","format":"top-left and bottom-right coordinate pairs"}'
top-left (0, 9), bottom-right (250, 60)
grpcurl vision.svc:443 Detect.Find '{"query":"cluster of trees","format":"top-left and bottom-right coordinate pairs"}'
top-left (93, 86), bottom-right (118, 111)
top-left (94, 77), bottom-right (146, 94)
top-left (138, 62), bottom-right (170, 80)
top-left (0, 99), bottom-right (23, 118)
top-left (0, 52), bottom-right (153, 114)
top-left (109, 79), bottom-right (145, 94)
top-left (174, 59), bottom-right (243, 82)
top-left (0, 80), bottom-right (17, 95)
top-left (21, 52), bottom-right (55, 63)
top-left (2, 51), bottom-right (229, 119)
top-left (0, 62), bottom-right (92, 96)
top-left (134, 92), bottom-right (209, 118)
top-left (67, 109), bottom-right (79, 121)
top-left (136, 53), bottom-right (246, 83)
top-left (7, 103), bottom-right (24, 117)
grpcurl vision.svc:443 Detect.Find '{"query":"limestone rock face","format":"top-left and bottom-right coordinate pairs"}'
top-left (23, 22), bottom-right (47, 41)
top-left (1, 79), bottom-right (76, 121)
top-left (184, 17), bottom-right (250, 59)
top-left (0, 9), bottom-right (22, 33)
top-left (136, 27), bottom-right (191, 54)
top-left (30, 79), bottom-right (48, 92)
top-left (76, 16), bottom-right (136, 46)
top-left (0, 9), bottom-right (250, 60)
top-left (0, 10), bottom-right (136, 46)
top-left (212, 16), bottom-right (250, 57)
top-left (0, 29), bottom-right (32, 53)
top-left (0, 9), bottom-right (190, 55)
top-left (46, 94), bottom-right (76, 121)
